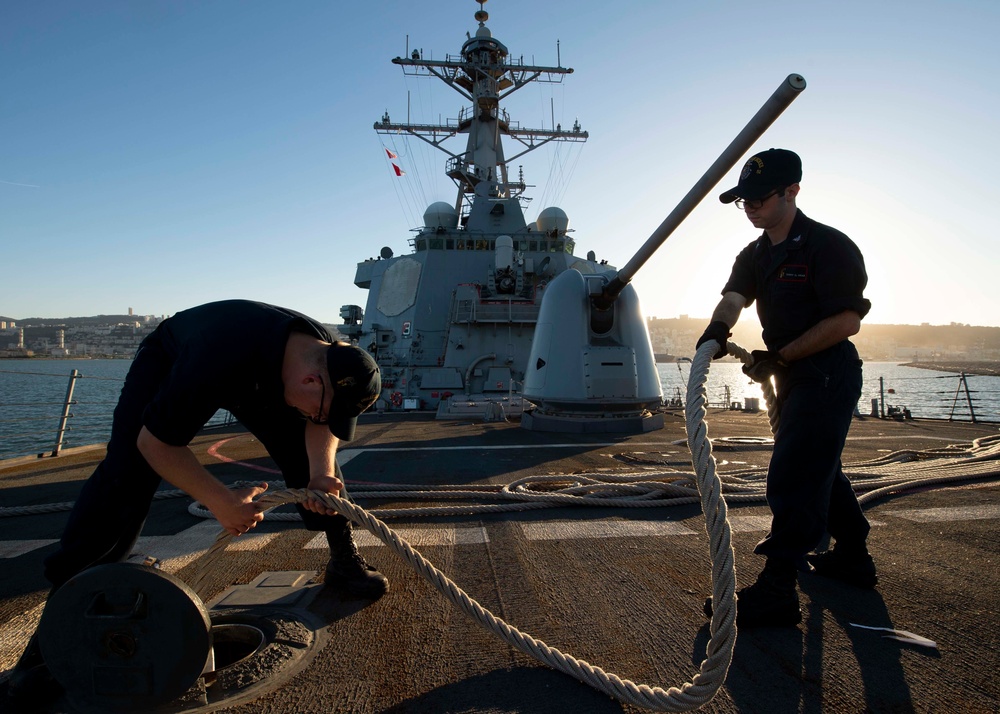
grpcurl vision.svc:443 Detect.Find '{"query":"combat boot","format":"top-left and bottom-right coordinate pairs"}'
top-left (324, 522), bottom-right (389, 599)
top-left (807, 545), bottom-right (878, 589)
top-left (704, 558), bottom-right (801, 627)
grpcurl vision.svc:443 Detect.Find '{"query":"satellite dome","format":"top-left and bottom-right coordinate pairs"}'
top-left (423, 201), bottom-right (459, 229)
top-left (535, 207), bottom-right (569, 235)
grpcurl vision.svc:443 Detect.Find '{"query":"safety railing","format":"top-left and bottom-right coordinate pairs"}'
top-left (660, 363), bottom-right (1000, 423)
top-left (3, 364), bottom-right (995, 463)
top-left (0, 366), bottom-right (236, 462)
top-left (0, 367), bottom-right (123, 460)
top-left (869, 372), bottom-right (998, 423)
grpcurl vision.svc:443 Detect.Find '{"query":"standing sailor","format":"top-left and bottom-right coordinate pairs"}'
top-left (699, 149), bottom-right (877, 627)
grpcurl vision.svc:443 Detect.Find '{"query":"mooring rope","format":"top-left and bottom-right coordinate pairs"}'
top-left (183, 342), bottom-right (1000, 710)
top-left (4, 343), bottom-right (1000, 709)
top-left (194, 339), bottom-right (739, 712)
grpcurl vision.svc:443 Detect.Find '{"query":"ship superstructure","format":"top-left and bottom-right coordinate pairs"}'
top-left (342, 2), bottom-right (607, 418)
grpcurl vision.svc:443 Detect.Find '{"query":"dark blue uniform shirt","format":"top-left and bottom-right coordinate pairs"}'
top-left (140, 300), bottom-right (331, 447)
top-left (722, 209), bottom-right (871, 351)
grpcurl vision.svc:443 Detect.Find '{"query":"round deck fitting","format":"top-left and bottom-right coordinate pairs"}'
top-left (195, 606), bottom-right (321, 710)
top-left (207, 623), bottom-right (266, 672)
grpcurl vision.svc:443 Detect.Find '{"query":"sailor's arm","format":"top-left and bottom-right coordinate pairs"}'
top-left (697, 291), bottom-right (747, 358)
top-left (299, 422), bottom-right (344, 516)
top-left (778, 309), bottom-right (861, 363)
top-left (137, 426), bottom-right (267, 536)
top-left (710, 291), bottom-right (747, 329)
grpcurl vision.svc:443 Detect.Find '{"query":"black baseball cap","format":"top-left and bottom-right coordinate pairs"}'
top-left (719, 148), bottom-right (802, 203)
top-left (325, 343), bottom-right (381, 441)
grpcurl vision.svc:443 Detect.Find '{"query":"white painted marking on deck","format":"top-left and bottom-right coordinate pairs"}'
top-left (133, 521), bottom-right (222, 573)
top-left (727, 515), bottom-right (774, 533)
top-left (519, 520), bottom-right (696, 541)
top-left (306, 526), bottom-right (490, 549)
top-left (0, 500), bottom-right (988, 575)
top-left (723, 515), bottom-right (886, 532)
top-left (0, 539), bottom-right (56, 558)
top-left (886, 504), bottom-right (1000, 522)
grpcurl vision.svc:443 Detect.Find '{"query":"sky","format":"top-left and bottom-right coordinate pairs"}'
top-left (2, 0), bottom-right (998, 328)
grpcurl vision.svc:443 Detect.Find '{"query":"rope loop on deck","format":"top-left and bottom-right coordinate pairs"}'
top-left (194, 482), bottom-right (729, 711)
top-left (188, 338), bottom-right (746, 712)
top-left (5, 342), bottom-right (1000, 709)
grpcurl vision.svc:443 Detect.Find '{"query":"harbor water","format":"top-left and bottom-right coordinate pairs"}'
top-left (1, 359), bottom-right (997, 460)
top-left (0, 359), bottom-right (229, 460)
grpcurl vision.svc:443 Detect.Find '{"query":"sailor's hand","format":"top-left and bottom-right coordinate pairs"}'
top-left (301, 473), bottom-right (344, 516)
top-left (696, 320), bottom-right (731, 360)
top-left (743, 350), bottom-right (789, 383)
top-left (214, 482), bottom-right (269, 537)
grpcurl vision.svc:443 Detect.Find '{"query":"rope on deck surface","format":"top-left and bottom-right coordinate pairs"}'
top-left (183, 342), bottom-right (1000, 711)
top-left (189, 339), bottom-right (740, 711)
top-left (4, 342), bottom-right (1000, 708)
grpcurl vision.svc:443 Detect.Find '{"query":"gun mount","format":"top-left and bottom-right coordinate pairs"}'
top-left (522, 74), bottom-right (807, 433)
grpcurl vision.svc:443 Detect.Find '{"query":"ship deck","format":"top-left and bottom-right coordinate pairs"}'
top-left (1, 409), bottom-right (998, 713)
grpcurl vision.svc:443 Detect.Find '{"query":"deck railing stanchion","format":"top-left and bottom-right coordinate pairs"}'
top-left (961, 372), bottom-right (977, 423)
top-left (879, 376), bottom-right (886, 419)
top-left (52, 369), bottom-right (79, 456)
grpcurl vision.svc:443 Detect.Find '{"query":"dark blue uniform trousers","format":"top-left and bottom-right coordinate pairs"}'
top-left (754, 341), bottom-right (870, 564)
top-left (44, 342), bottom-right (347, 589)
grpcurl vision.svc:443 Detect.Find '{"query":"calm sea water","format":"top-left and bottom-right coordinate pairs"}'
top-left (1, 359), bottom-right (996, 460)
top-left (0, 359), bottom-right (228, 460)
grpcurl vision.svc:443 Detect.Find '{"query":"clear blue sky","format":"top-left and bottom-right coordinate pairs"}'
top-left (3, 1), bottom-right (998, 327)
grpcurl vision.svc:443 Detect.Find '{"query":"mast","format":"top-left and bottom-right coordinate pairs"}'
top-left (374, 1), bottom-right (588, 220)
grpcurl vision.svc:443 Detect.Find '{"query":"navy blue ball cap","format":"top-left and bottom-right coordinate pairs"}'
top-left (719, 148), bottom-right (802, 203)
top-left (325, 343), bottom-right (380, 441)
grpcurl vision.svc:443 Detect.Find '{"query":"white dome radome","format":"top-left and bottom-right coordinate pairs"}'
top-left (536, 207), bottom-right (569, 235)
top-left (423, 201), bottom-right (459, 229)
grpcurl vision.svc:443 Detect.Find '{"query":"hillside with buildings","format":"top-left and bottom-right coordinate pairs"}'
top-left (2, 311), bottom-right (999, 364)
top-left (0, 312), bottom-right (343, 358)
top-left (645, 316), bottom-right (1000, 364)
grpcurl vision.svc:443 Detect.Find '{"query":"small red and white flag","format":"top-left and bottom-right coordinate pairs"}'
top-left (392, 163), bottom-right (405, 176)
top-left (385, 148), bottom-right (398, 159)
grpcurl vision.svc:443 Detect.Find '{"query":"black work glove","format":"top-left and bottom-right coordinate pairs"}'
top-left (742, 350), bottom-right (789, 383)
top-left (696, 320), bottom-right (731, 360)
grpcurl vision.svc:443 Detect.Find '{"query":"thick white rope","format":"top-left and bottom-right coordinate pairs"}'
top-left (192, 484), bottom-right (732, 711)
top-left (193, 339), bottom-right (740, 711)
top-left (5, 342), bottom-right (999, 709)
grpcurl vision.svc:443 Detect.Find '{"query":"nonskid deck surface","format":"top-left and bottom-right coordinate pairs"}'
top-left (1, 411), bottom-right (998, 713)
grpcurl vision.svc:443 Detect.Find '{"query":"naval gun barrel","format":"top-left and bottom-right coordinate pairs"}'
top-left (593, 73), bottom-right (807, 311)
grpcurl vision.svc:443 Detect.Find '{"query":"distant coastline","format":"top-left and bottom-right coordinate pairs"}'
top-left (900, 361), bottom-right (1000, 377)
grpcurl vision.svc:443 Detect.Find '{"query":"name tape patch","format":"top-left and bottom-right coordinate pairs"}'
top-left (778, 265), bottom-right (808, 282)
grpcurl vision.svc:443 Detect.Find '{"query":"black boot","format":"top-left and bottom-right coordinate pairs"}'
top-left (324, 519), bottom-right (388, 599)
top-left (807, 543), bottom-right (878, 589)
top-left (3, 633), bottom-right (63, 710)
top-left (704, 558), bottom-right (801, 627)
